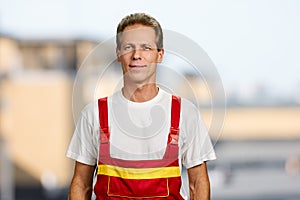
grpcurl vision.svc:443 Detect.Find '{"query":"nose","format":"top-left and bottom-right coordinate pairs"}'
top-left (132, 49), bottom-right (141, 60)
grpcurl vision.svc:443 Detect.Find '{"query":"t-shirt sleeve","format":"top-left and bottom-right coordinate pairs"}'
top-left (66, 103), bottom-right (98, 166)
top-left (180, 99), bottom-right (216, 169)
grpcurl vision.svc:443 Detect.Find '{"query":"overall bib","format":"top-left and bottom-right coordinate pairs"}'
top-left (94, 96), bottom-right (184, 199)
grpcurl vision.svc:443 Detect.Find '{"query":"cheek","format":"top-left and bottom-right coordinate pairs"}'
top-left (145, 53), bottom-right (160, 62)
top-left (119, 54), bottom-right (131, 63)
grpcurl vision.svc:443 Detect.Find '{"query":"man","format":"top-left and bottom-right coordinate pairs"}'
top-left (67, 13), bottom-right (216, 200)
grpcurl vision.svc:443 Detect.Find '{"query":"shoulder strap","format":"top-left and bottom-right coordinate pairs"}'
top-left (98, 97), bottom-right (109, 143)
top-left (163, 95), bottom-right (181, 159)
top-left (168, 95), bottom-right (181, 144)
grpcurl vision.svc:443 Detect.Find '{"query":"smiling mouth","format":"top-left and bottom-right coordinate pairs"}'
top-left (129, 65), bottom-right (146, 68)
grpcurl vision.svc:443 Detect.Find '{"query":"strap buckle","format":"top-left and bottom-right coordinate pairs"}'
top-left (100, 127), bottom-right (109, 143)
top-left (168, 127), bottom-right (179, 145)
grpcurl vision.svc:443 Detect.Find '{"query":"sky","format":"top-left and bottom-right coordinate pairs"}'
top-left (0, 0), bottom-right (299, 101)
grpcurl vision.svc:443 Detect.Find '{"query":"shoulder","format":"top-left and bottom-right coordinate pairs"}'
top-left (161, 90), bottom-right (200, 117)
top-left (178, 97), bottom-right (206, 131)
top-left (180, 97), bottom-right (200, 116)
top-left (80, 93), bottom-right (119, 126)
top-left (81, 95), bottom-right (112, 117)
top-left (81, 100), bottom-right (98, 118)
top-left (77, 99), bottom-right (101, 129)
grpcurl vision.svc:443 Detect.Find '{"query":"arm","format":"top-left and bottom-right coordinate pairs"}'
top-left (187, 162), bottom-right (210, 200)
top-left (69, 161), bottom-right (96, 200)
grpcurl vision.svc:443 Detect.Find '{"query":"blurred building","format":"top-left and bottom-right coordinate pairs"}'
top-left (0, 35), bottom-right (100, 199)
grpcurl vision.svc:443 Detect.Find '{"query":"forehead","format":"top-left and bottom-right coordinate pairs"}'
top-left (120, 24), bottom-right (157, 45)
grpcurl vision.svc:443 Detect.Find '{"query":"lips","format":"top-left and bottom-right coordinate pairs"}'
top-left (129, 65), bottom-right (146, 68)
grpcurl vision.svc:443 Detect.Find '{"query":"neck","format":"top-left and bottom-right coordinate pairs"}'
top-left (122, 84), bottom-right (159, 102)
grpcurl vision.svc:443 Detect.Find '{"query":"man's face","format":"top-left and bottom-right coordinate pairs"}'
top-left (116, 24), bottom-right (164, 85)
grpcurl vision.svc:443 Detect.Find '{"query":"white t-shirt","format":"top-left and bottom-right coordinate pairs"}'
top-left (66, 88), bottom-right (216, 199)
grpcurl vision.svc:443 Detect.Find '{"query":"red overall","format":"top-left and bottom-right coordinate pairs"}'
top-left (94, 96), bottom-right (184, 199)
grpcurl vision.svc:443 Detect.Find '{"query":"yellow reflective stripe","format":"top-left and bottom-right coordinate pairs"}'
top-left (98, 164), bottom-right (180, 179)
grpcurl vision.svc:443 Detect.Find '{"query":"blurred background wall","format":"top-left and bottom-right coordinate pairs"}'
top-left (0, 1), bottom-right (300, 200)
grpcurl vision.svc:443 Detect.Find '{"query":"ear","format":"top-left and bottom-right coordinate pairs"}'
top-left (157, 48), bottom-right (164, 63)
top-left (116, 48), bottom-right (121, 62)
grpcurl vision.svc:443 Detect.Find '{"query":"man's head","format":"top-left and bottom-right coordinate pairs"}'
top-left (115, 13), bottom-right (164, 86)
top-left (116, 13), bottom-right (163, 51)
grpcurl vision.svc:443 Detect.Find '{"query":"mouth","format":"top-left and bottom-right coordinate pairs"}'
top-left (129, 65), bottom-right (146, 68)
